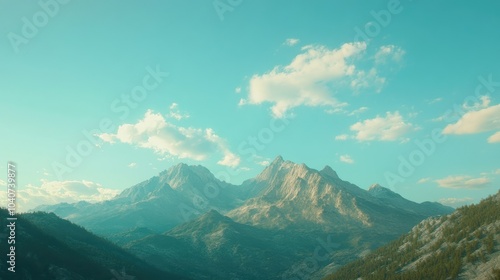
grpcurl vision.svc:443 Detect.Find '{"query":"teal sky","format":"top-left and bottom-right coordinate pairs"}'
top-left (1, 0), bottom-right (499, 211)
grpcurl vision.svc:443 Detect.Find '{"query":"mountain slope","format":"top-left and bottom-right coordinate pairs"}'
top-left (228, 156), bottom-right (453, 235)
top-left (324, 190), bottom-right (500, 280)
top-left (124, 210), bottom-right (302, 279)
top-left (0, 209), bottom-right (187, 280)
top-left (368, 184), bottom-right (453, 217)
top-left (36, 163), bottom-right (242, 235)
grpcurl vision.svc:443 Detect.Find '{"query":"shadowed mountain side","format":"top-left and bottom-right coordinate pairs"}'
top-left (0, 209), bottom-right (188, 280)
top-left (124, 210), bottom-right (351, 280)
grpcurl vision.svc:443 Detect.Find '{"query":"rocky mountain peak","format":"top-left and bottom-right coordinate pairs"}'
top-left (320, 165), bottom-right (339, 179)
top-left (162, 163), bottom-right (192, 178)
top-left (368, 183), bottom-right (401, 199)
top-left (272, 155), bottom-right (284, 164)
top-left (256, 156), bottom-right (296, 181)
top-left (203, 209), bottom-right (226, 220)
top-left (160, 163), bottom-right (216, 190)
top-left (368, 183), bottom-right (383, 190)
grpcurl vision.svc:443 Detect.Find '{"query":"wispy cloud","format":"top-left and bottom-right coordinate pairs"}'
top-left (348, 111), bottom-right (416, 142)
top-left (335, 134), bottom-right (349, 141)
top-left (438, 197), bottom-right (474, 208)
top-left (481, 169), bottom-right (500, 176)
top-left (463, 95), bottom-right (491, 111)
top-left (257, 160), bottom-right (270, 166)
top-left (98, 110), bottom-right (240, 167)
top-left (417, 177), bottom-right (431, 184)
top-left (435, 175), bottom-right (490, 189)
top-left (0, 180), bottom-right (119, 212)
top-left (284, 38), bottom-right (300, 46)
top-left (427, 97), bottom-right (443, 105)
top-left (167, 103), bottom-right (190, 120)
top-left (374, 45), bottom-right (405, 64)
top-left (340, 154), bottom-right (354, 164)
top-left (350, 68), bottom-right (385, 93)
top-left (348, 106), bottom-right (369, 116)
top-left (431, 115), bottom-right (447, 123)
top-left (488, 131), bottom-right (500, 143)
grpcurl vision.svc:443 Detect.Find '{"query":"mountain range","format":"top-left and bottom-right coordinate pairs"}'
top-left (35, 156), bottom-right (456, 279)
top-left (37, 163), bottom-right (242, 235)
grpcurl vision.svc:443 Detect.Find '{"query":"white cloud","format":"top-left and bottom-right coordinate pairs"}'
top-left (235, 87), bottom-right (242, 93)
top-left (349, 111), bottom-right (416, 142)
top-left (463, 95), bottom-right (491, 111)
top-left (257, 160), bottom-right (270, 166)
top-left (128, 162), bottom-right (137, 168)
top-left (241, 42), bottom-right (397, 118)
top-left (348, 106), bottom-right (368, 116)
top-left (351, 68), bottom-right (386, 93)
top-left (98, 133), bottom-right (115, 143)
top-left (481, 169), bottom-right (500, 176)
top-left (487, 131), bottom-right (500, 143)
top-left (324, 105), bottom-right (348, 115)
top-left (284, 38), bottom-right (300, 46)
top-left (238, 98), bottom-right (247, 106)
top-left (335, 134), bottom-right (349, 141)
top-left (217, 152), bottom-right (241, 167)
top-left (431, 115), bottom-right (447, 123)
top-left (417, 177), bottom-right (431, 184)
top-left (438, 197), bottom-right (474, 208)
top-left (435, 175), bottom-right (490, 189)
top-left (0, 180), bottom-right (120, 212)
top-left (340, 154), bottom-right (354, 164)
top-left (408, 111), bottom-right (419, 118)
top-left (428, 97), bottom-right (443, 105)
top-left (98, 110), bottom-right (240, 167)
top-left (375, 45), bottom-right (405, 64)
top-left (431, 97), bottom-right (492, 123)
top-left (443, 102), bottom-right (500, 142)
top-left (167, 103), bottom-right (189, 120)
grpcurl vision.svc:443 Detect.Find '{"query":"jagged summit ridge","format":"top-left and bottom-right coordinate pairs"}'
top-left (161, 163), bottom-right (216, 189)
top-left (368, 183), bottom-right (405, 200)
top-left (272, 155), bottom-right (284, 164)
top-left (320, 165), bottom-right (340, 179)
top-left (368, 183), bottom-right (383, 190)
top-left (259, 156), bottom-right (341, 182)
top-left (368, 183), bottom-right (402, 199)
top-left (37, 155), bottom-right (453, 237)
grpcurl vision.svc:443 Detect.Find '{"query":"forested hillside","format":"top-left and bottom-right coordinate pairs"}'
top-left (325, 190), bottom-right (500, 280)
